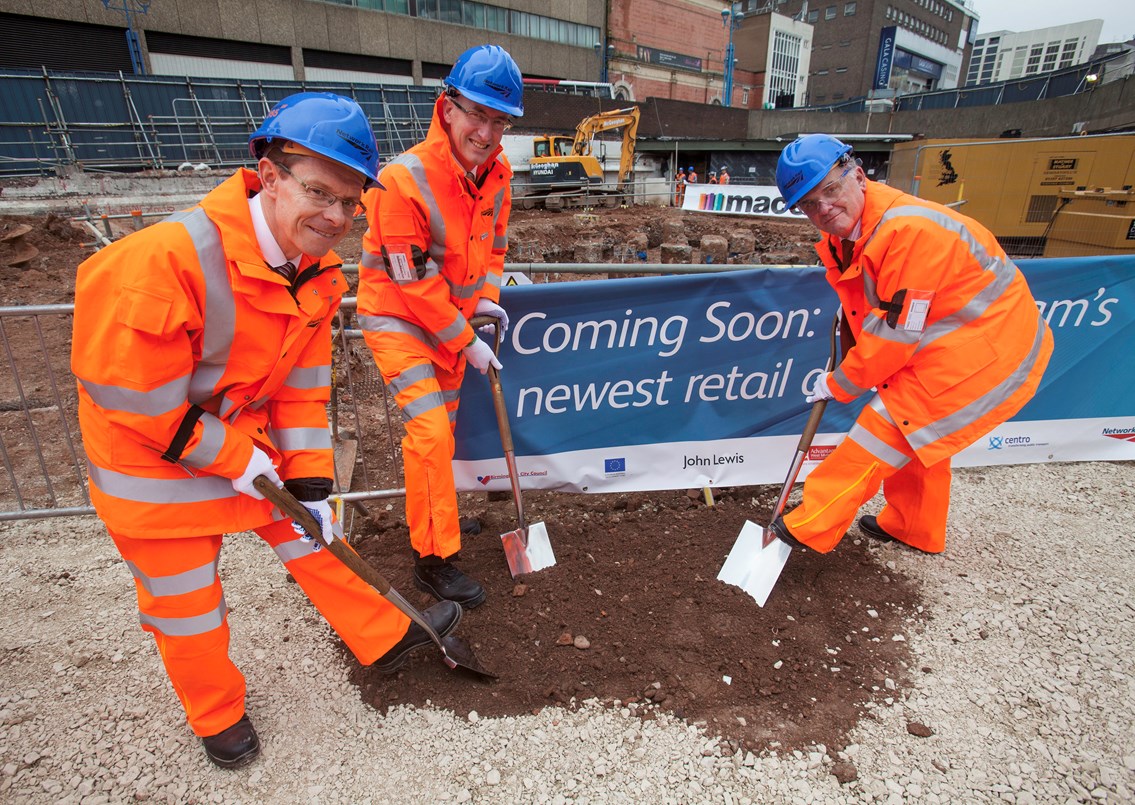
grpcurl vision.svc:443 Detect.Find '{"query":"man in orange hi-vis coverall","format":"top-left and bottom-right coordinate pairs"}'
top-left (767, 134), bottom-right (1053, 555)
top-left (357, 45), bottom-right (524, 609)
top-left (71, 94), bottom-right (462, 770)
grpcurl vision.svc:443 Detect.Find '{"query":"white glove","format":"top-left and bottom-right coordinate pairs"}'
top-left (805, 372), bottom-right (835, 404)
top-left (463, 336), bottom-right (502, 374)
top-left (290, 498), bottom-right (334, 545)
top-left (231, 446), bottom-right (282, 500)
top-left (474, 298), bottom-right (509, 335)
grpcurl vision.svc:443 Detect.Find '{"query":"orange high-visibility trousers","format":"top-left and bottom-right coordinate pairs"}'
top-left (364, 328), bottom-right (465, 561)
top-left (783, 399), bottom-right (951, 554)
top-left (110, 519), bottom-right (410, 737)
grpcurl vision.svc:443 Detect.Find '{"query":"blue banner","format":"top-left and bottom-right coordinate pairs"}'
top-left (453, 256), bottom-right (1135, 492)
top-left (874, 27), bottom-right (897, 90)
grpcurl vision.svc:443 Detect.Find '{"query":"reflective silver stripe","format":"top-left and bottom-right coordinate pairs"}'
top-left (492, 234), bottom-right (508, 251)
top-left (166, 208), bottom-right (235, 406)
top-left (284, 364), bottom-right (331, 390)
top-left (182, 413), bottom-right (227, 468)
top-left (862, 270), bottom-right (881, 309)
top-left (360, 249), bottom-right (384, 270)
top-left (89, 464), bottom-right (236, 503)
top-left (356, 314), bottom-right (441, 350)
top-left (860, 313), bottom-right (922, 345)
top-left (448, 408), bottom-right (458, 423)
top-left (490, 187), bottom-right (506, 236)
top-left (847, 422), bottom-right (911, 469)
top-left (832, 366), bottom-right (873, 397)
top-left (907, 310), bottom-right (1047, 452)
top-left (273, 537), bottom-right (317, 564)
top-left (420, 257), bottom-right (441, 280)
top-left (917, 261), bottom-right (1017, 350)
top-left (126, 556), bottom-right (218, 597)
top-left (79, 374), bottom-right (190, 416)
top-left (441, 388), bottom-right (460, 404)
top-left (485, 272), bottom-right (502, 291)
top-left (392, 153), bottom-right (448, 270)
top-left (388, 363), bottom-right (437, 396)
top-left (401, 390), bottom-right (446, 422)
top-left (139, 596), bottom-right (227, 637)
top-left (449, 273), bottom-right (486, 301)
top-left (437, 314), bottom-right (468, 344)
top-left (869, 395), bottom-right (895, 423)
top-left (271, 426), bottom-right (332, 452)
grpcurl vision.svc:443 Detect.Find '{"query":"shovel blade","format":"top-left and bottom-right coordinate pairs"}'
top-left (717, 520), bottom-right (792, 607)
top-left (500, 521), bottom-right (556, 578)
top-left (439, 635), bottom-right (498, 680)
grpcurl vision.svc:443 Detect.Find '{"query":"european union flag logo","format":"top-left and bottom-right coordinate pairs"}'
top-left (604, 457), bottom-right (626, 474)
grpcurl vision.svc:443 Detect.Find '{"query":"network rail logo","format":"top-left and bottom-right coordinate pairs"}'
top-left (1102, 426), bottom-right (1135, 443)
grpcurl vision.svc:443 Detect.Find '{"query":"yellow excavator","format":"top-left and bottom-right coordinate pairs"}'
top-left (522, 106), bottom-right (640, 210)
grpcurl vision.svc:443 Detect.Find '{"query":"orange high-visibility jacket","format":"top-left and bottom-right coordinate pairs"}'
top-left (356, 95), bottom-right (511, 370)
top-left (822, 181), bottom-right (1052, 467)
top-left (71, 169), bottom-right (346, 538)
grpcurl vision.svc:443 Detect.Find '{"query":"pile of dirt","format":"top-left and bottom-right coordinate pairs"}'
top-left (349, 486), bottom-right (921, 756)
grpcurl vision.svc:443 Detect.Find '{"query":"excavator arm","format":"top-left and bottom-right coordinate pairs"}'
top-left (570, 107), bottom-right (640, 189)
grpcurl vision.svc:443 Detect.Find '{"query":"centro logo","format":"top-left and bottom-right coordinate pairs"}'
top-left (1004, 436), bottom-right (1032, 445)
top-left (987, 436), bottom-right (1003, 450)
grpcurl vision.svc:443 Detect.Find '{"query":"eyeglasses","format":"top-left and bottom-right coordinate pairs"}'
top-left (448, 96), bottom-right (514, 133)
top-left (794, 165), bottom-right (856, 214)
top-left (272, 161), bottom-right (366, 216)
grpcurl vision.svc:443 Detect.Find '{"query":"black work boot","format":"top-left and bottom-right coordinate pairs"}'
top-left (201, 714), bottom-right (260, 769)
top-left (374, 600), bottom-right (463, 674)
top-left (858, 515), bottom-right (897, 544)
top-left (413, 556), bottom-right (487, 609)
top-left (768, 516), bottom-right (808, 550)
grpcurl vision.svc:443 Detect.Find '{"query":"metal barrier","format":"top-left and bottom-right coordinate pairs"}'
top-left (0, 262), bottom-right (747, 529)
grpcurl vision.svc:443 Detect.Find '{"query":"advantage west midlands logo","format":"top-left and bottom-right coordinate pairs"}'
top-left (604, 457), bottom-right (626, 477)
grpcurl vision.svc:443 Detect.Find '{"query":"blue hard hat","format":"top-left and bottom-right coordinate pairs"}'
top-left (249, 92), bottom-right (382, 188)
top-left (776, 134), bottom-right (852, 207)
top-left (444, 45), bottom-right (524, 117)
top-left (688, 166), bottom-right (695, 171)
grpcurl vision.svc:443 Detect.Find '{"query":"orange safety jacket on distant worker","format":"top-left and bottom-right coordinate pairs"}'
top-left (71, 169), bottom-right (345, 538)
top-left (820, 181), bottom-right (1053, 467)
top-left (356, 94), bottom-right (510, 369)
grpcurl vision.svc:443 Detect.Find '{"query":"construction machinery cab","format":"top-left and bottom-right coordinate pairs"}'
top-left (525, 106), bottom-right (640, 210)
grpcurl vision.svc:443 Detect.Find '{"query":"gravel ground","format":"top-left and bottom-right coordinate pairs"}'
top-left (1, 461), bottom-right (1133, 804)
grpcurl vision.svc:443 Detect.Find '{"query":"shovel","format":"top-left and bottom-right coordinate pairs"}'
top-left (253, 475), bottom-right (497, 679)
top-left (470, 315), bottom-right (556, 578)
top-left (717, 313), bottom-right (841, 607)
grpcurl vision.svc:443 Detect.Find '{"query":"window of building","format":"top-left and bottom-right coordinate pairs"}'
top-left (825, 6), bottom-right (836, 20)
top-left (808, 9), bottom-right (819, 22)
top-left (844, 2), bottom-right (856, 14)
top-left (835, 66), bottom-right (848, 72)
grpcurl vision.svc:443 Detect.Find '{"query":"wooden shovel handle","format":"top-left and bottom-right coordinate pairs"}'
top-left (252, 476), bottom-right (391, 596)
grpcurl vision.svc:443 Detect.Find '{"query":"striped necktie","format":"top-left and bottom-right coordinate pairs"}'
top-left (269, 261), bottom-right (296, 283)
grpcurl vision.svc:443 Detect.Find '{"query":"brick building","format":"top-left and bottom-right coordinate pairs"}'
top-left (770, 0), bottom-right (978, 105)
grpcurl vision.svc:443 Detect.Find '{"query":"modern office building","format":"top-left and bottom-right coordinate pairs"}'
top-left (965, 21), bottom-right (1103, 86)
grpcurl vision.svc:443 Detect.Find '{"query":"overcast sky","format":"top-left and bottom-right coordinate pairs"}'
top-left (970, 0), bottom-right (1135, 44)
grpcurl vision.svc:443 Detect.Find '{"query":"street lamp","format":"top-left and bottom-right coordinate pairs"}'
top-left (721, 5), bottom-right (741, 107)
top-left (594, 41), bottom-right (615, 84)
top-left (102, 0), bottom-right (151, 75)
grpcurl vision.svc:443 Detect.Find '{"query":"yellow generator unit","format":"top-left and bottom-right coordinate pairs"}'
top-left (1043, 187), bottom-right (1135, 257)
top-left (888, 134), bottom-right (1135, 256)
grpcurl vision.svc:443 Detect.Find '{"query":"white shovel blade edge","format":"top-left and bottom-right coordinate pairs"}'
top-left (717, 520), bottom-right (792, 607)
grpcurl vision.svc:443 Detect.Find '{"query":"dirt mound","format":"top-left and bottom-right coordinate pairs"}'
top-left (348, 487), bottom-right (921, 756)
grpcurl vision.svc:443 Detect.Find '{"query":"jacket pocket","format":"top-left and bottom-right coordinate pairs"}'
top-left (911, 331), bottom-right (996, 397)
top-left (116, 285), bottom-right (176, 337)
